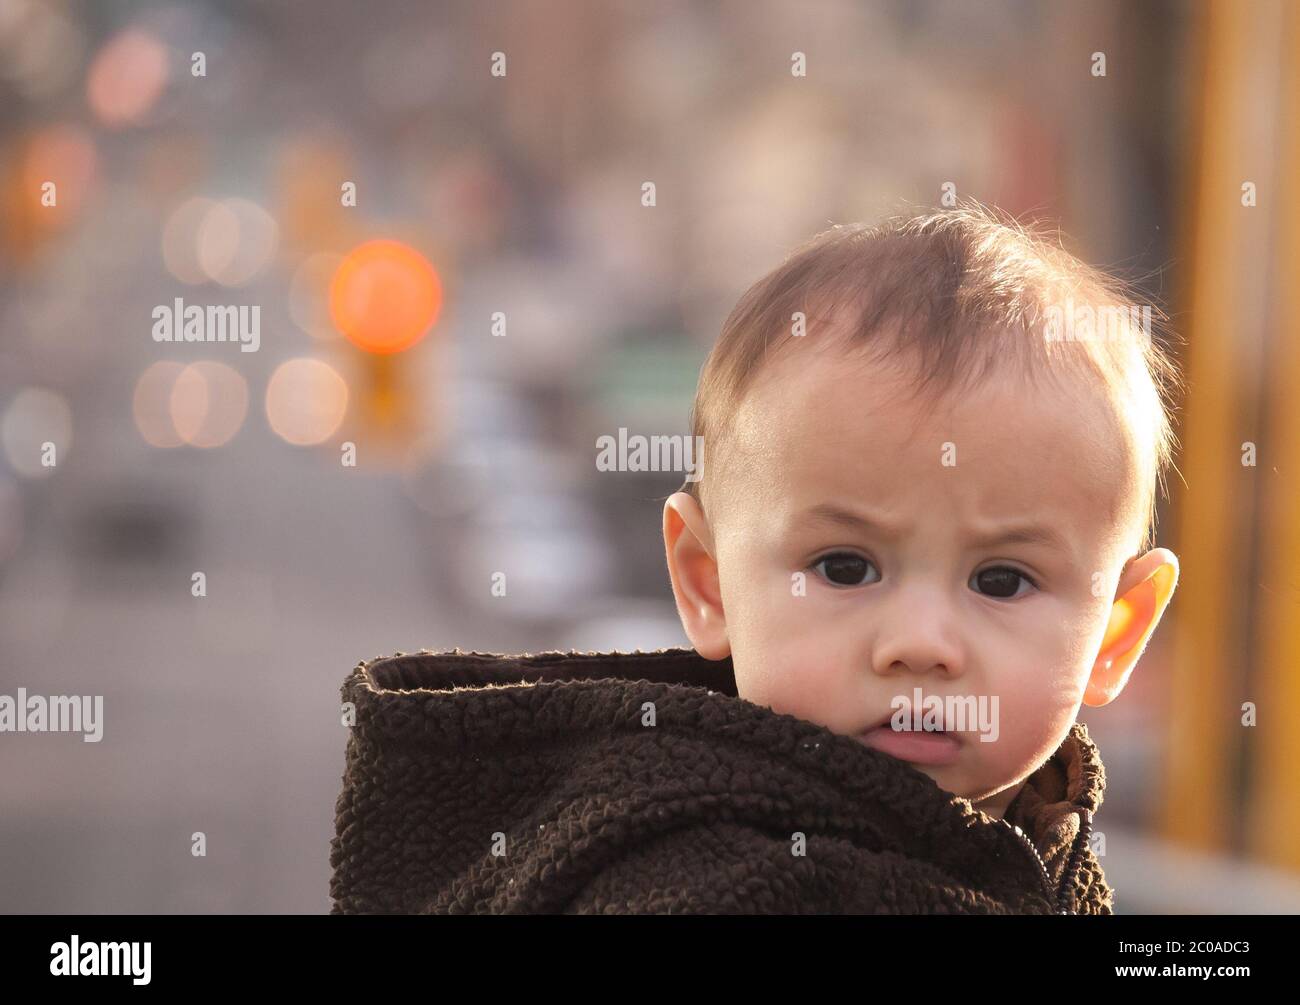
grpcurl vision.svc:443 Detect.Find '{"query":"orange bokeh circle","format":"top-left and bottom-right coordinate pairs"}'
top-left (328, 239), bottom-right (443, 354)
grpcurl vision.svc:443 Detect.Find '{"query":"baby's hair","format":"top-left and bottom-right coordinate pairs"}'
top-left (680, 199), bottom-right (1184, 557)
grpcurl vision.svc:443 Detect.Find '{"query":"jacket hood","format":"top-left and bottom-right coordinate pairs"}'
top-left (330, 647), bottom-right (1112, 914)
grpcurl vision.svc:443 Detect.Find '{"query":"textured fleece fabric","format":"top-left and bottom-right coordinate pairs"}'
top-left (330, 647), bottom-right (1114, 914)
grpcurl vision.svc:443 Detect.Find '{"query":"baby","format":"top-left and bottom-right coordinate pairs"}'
top-left (329, 201), bottom-right (1179, 914)
top-left (662, 202), bottom-right (1181, 821)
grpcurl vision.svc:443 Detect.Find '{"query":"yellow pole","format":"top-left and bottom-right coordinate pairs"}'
top-left (1162, 0), bottom-right (1261, 851)
top-left (1247, 1), bottom-right (1300, 870)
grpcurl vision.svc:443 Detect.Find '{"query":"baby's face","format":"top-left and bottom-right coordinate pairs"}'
top-left (689, 345), bottom-right (1143, 816)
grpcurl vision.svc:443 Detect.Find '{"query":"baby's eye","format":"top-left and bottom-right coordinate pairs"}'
top-left (970, 566), bottom-right (1038, 599)
top-left (811, 552), bottom-right (880, 587)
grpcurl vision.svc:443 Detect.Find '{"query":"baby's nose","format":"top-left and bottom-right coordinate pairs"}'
top-left (869, 609), bottom-right (965, 679)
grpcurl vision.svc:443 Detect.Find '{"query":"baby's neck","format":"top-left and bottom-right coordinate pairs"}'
top-left (971, 781), bottom-right (1026, 821)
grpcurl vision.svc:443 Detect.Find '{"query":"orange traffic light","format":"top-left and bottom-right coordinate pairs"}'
top-left (329, 239), bottom-right (442, 354)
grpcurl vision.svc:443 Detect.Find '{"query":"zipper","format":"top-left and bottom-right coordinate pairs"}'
top-left (1056, 807), bottom-right (1094, 913)
top-left (997, 808), bottom-right (1092, 914)
top-left (998, 818), bottom-right (1057, 910)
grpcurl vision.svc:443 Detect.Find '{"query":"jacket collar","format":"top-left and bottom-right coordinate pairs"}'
top-left (348, 645), bottom-right (1108, 912)
top-left (1000, 717), bottom-right (1105, 909)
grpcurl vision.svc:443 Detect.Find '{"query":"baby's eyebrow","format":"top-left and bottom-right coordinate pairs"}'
top-left (964, 522), bottom-right (1072, 555)
top-left (800, 503), bottom-right (906, 539)
top-left (799, 502), bottom-right (1072, 556)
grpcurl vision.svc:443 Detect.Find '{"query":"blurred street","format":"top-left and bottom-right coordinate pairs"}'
top-left (2, 0), bottom-right (1299, 913)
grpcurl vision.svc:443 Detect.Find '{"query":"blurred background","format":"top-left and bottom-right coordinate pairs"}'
top-left (1, 0), bottom-right (1298, 913)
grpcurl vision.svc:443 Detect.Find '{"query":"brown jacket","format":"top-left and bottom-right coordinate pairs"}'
top-left (329, 647), bottom-right (1113, 914)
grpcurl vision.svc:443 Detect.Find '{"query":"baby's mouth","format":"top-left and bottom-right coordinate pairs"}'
top-left (857, 714), bottom-right (962, 765)
top-left (863, 709), bottom-right (952, 733)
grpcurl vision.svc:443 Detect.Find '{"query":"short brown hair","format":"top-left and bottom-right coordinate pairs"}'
top-left (680, 201), bottom-right (1183, 556)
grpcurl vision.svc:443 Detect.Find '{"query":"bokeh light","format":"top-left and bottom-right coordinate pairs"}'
top-left (196, 197), bottom-right (278, 287)
top-left (163, 196), bottom-right (278, 286)
top-left (21, 125), bottom-right (98, 223)
top-left (265, 358), bottom-right (349, 446)
top-left (1, 387), bottom-right (72, 478)
top-left (132, 361), bottom-right (187, 448)
top-left (170, 361), bottom-right (249, 448)
top-left (289, 252), bottom-right (344, 341)
top-left (329, 239), bottom-right (442, 354)
top-left (86, 28), bottom-right (169, 128)
top-left (162, 196), bottom-right (217, 284)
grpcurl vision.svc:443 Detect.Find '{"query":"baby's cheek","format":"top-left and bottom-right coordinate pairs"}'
top-left (728, 582), bottom-right (821, 703)
top-left (986, 673), bottom-right (1081, 772)
top-left (734, 634), bottom-right (840, 727)
top-left (1003, 602), bottom-right (1101, 710)
top-left (734, 639), bottom-right (799, 710)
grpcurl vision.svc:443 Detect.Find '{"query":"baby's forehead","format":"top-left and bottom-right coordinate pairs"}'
top-left (740, 340), bottom-right (1117, 445)
top-left (723, 346), bottom-right (1139, 545)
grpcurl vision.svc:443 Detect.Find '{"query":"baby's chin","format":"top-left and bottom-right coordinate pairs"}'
top-left (854, 740), bottom-right (1025, 814)
top-left (907, 761), bottom-right (1021, 814)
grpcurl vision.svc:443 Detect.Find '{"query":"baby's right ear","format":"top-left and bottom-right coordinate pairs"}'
top-left (662, 492), bottom-right (730, 660)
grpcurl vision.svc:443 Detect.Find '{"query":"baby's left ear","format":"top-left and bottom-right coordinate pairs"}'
top-left (1084, 549), bottom-right (1180, 707)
